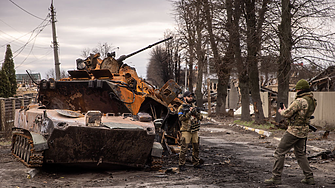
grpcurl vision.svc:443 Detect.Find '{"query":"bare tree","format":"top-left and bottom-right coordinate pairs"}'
top-left (243, 0), bottom-right (270, 124)
top-left (81, 43), bottom-right (116, 59)
top-left (164, 31), bottom-right (183, 85)
top-left (228, 0), bottom-right (252, 121)
top-left (146, 46), bottom-right (171, 87)
top-left (203, 0), bottom-right (234, 116)
top-left (81, 48), bottom-right (91, 59)
top-left (173, 0), bottom-right (197, 92)
top-left (274, 0), bottom-right (335, 122)
top-left (194, 0), bottom-right (207, 108)
top-left (45, 68), bottom-right (69, 79)
top-left (276, 0), bottom-right (292, 122)
top-left (170, 0), bottom-right (335, 122)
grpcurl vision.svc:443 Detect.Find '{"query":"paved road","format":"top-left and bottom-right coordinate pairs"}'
top-left (1, 124), bottom-right (335, 187)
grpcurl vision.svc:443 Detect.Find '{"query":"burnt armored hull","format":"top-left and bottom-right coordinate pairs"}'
top-left (12, 38), bottom-right (181, 169)
top-left (45, 127), bottom-right (154, 168)
top-left (13, 107), bottom-right (156, 168)
top-left (39, 80), bottom-right (135, 114)
top-left (38, 78), bottom-right (179, 117)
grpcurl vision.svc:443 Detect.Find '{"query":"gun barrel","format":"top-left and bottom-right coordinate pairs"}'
top-left (116, 36), bottom-right (173, 62)
top-left (309, 124), bottom-right (317, 132)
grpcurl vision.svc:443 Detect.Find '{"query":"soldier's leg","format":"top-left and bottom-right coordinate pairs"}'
top-left (191, 132), bottom-right (200, 166)
top-left (294, 138), bottom-right (313, 178)
top-left (179, 132), bottom-right (191, 166)
top-left (272, 132), bottom-right (298, 178)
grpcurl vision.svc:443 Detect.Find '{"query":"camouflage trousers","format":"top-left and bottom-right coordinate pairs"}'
top-left (272, 131), bottom-right (313, 179)
top-left (179, 131), bottom-right (200, 166)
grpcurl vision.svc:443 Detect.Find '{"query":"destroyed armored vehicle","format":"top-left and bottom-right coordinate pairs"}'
top-left (12, 37), bottom-right (183, 169)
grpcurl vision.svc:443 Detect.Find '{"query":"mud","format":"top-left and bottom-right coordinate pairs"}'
top-left (1, 117), bottom-right (335, 187)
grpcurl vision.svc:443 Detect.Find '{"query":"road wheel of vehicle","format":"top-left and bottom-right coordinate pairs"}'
top-left (14, 136), bottom-right (19, 156)
top-left (26, 143), bottom-right (31, 164)
top-left (150, 157), bottom-right (163, 171)
top-left (13, 136), bottom-right (19, 155)
top-left (21, 137), bottom-right (25, 160)
top-left (11, 133), bottom-right (43, 168)
top-left (23, 138), bottom-right (29, 162)
top-left (18, 136), bottom-right (23, 158)
top-left (20, 137), bottom-right (26, 159)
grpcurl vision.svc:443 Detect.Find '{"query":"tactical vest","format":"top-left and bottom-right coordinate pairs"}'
top-left (289, 95), bottom-right (316, 126)
top-left (302, 95), bottom-right (317, 124)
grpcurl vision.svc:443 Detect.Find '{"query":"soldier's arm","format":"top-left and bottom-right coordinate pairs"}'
top-left (195, 110), bottom-right (203, 120)
top-left (280, 100), bottom-right (300, 118)
top-left (178, 106), bottom-right (191, 121)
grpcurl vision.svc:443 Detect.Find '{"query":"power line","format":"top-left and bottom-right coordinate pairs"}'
top-left (0, 29), bottom-right (32, 47)
top-left (0, 12), bottom-right (50, 48)
top-left (9, 0), bottom-right (45, 21)
top-left (13, 20), bottom-right (50, 61)
top-left (1, 16), bottom-right (50, 65)
top-left (15, 34), bottom-right (39, 69)
top-left (0, 18), bottom-right (20, 33)
top-left (12, 18), bottom-right (49, 54)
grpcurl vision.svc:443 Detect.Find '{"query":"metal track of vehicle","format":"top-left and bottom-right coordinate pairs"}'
top-left (11, 133), bottom-right (44, 167)
top-left (150, 157), bottom-right (163, 171)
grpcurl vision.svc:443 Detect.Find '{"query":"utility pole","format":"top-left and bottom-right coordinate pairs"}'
top-left (50, 1), bottom-right (60, 80)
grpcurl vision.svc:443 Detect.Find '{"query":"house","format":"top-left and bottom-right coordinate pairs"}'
top-left (16, 73), bottom-right (41, 86)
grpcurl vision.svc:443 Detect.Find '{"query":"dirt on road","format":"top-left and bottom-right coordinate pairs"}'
top-left (1, 117), bottom-right (335, 188)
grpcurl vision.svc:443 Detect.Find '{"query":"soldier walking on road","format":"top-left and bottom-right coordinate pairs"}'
top-left (265, 79), bottom-right (317, 185)
top-left (178, 91), bottom-right (203, 171)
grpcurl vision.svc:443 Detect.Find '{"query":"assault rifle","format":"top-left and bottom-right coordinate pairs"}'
top-left (181, 104), bottom-right (204, 114)
top-left (309, 116), bottom-right (317, 132)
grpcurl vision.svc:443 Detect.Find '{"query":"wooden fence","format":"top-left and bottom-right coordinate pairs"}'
top-left (0, 96), bottom-right (35, 135)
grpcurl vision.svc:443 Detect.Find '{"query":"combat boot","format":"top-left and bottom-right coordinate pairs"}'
top-left (264, 177), bottom-right (281, 185)
top-left (179, 165), bottom-right (186, 171)
top-left (193, 164), bottom-right (202, 169)
top-left (301, 177), bottom-right (315, 185)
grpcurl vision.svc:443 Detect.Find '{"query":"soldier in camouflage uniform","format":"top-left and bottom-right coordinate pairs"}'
top-left (178, 91), bottom-right (203, 171)
top-left (265, 79), bottom-right (317, 185)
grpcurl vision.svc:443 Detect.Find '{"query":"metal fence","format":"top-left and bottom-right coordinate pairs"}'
top-left (0, 95), bottom-right (35, 137)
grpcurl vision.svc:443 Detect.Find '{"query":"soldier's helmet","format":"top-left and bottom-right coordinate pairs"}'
top-left (295, 79), bottom-right (310, 90)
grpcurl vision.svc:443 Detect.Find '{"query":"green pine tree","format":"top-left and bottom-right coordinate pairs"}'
top-left (0, 68), bottom-right (10, 98)
top-left (3, 44), bottom-right (17, 96)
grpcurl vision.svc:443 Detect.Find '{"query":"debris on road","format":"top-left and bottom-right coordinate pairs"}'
top-left (308, 149), bottom-right (335, 160)
top-left (27, 168), bottom-right (39, 179)
top-left (229, 123), bottom-right (272, 137)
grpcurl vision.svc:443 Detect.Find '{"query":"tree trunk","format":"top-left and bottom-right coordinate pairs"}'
top-left (232, 0), bottom-right (251, 121)
top-left (188, 34), bottom-right (195, 92)
top-left (245, 0), bottom-right (265, 124)
top-left (239, 73), bottom-right (252, 121)
top-left (188, 57), bottom-right (194, 92)
top-left (195, 56), bottom-right (204, 108)
top-left (217, 55), bottom-right (231, 116)
top-left (276, 0), bottom-right (292, 122)
top-left (174, 46), bottom-right (180, 84)
top-left (203, 0), bottom-right (231, 116)
top-left (195, 0), bottom-right (204, 108)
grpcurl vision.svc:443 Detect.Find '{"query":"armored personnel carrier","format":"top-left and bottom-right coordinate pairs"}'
top-left (12, 37), bottom-right (182, 169)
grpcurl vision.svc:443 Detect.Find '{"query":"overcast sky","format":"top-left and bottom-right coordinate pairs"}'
top-left (0, 0), bottom-right (176, 79)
